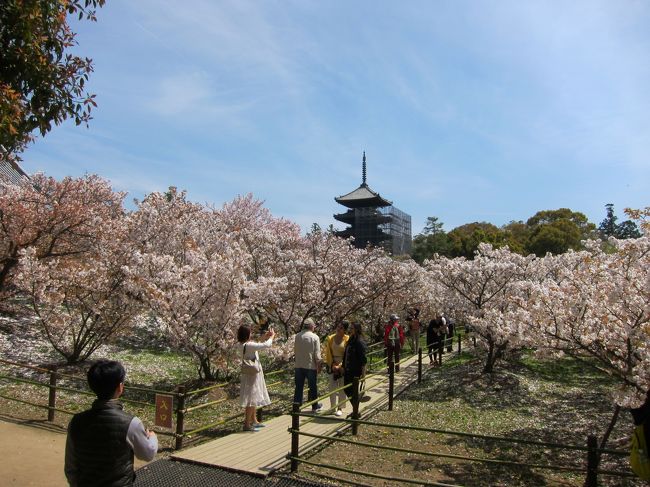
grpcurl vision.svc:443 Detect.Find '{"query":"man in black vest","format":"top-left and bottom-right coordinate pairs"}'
top-left (65, 360), bottom-right (158, 486)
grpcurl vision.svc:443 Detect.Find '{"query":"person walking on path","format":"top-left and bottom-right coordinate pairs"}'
top-left (384, 313), bottom-right (405, 372)
top-left (407, 308), bottom-right (421, 354)
top-left (426, 315), bottom-right (447, 366)
top-left (237, 324), bottom-right (275, 431)
top-left (342, 322), bottom-right (367, 408)
top-left (294, 318), bottom-right (323, 412)
top-left (323, 321), bottom-right (350, 416)
top-left (64, 360), bottom-right (158, 487)
top-left (444, 314), bottom-right (455, 353)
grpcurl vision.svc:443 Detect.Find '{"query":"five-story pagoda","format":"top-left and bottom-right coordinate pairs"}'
top-left (334, 152), bottom-right (411, 255)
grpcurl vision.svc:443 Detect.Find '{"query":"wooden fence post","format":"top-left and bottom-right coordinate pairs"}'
top-left (585, 434), bottom-right (598, 487)
top-left (417, 348), bottom-right (422, 383)
top-left (291, 402), bottom-right (300, 472)
top-left (457, 333), bottom-right (462, 355)
top-left (47, 367), bottom-right (57, 422)
top-left (388, 361), bottom-right (394, 412)
top-left (352, 377), bottom-right (360, 436)
top-left (174, 386), bottom-right (186, 451)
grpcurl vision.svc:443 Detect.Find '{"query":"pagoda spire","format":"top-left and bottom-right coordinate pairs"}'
top-left (361, 151), bottom-right (367, 186)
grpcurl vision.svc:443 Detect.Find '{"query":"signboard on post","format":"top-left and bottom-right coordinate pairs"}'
top-left (155, 394), bottom-right (173, 429)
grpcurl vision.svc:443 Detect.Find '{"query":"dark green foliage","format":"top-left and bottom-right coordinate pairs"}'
top-left (447, 222), bottom-right (506, 259)
top-left (411, 217), bottom-right (452, 263)
top-left (525, 208), bottom-right (596, 256)
top-left (0, 0), bottom-right (104, 158)
top-left (598, 203), bottom-right (642, 240)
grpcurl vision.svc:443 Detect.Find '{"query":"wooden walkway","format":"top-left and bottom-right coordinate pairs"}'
top-left (171, 351), bottom-right (426, 477)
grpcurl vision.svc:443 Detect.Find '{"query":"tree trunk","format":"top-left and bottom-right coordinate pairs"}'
top-left (483, 340), bottom-right (495, 373)
top-left (596, 405), bottom-right (621, 465)
top-left (198, 355), bottom-right (216, 381)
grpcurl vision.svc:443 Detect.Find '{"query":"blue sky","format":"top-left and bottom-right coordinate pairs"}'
top-left (21, 0), bottom-right (650, 234)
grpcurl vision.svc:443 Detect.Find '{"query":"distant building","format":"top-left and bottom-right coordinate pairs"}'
top-left (333, 152), bottom-right (411, 255)
top-left (0, 158), bottom-right (28, 185)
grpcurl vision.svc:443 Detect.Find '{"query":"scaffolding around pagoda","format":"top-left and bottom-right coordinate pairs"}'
top-left (333, 152), bottom-right (411, 255)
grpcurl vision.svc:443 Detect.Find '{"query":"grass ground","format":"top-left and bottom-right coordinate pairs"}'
top-left (290, 351), bottom-right (642, 487)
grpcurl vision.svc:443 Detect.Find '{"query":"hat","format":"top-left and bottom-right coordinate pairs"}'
top-left (389, 313), bottom-right (399, 321)
top-left (303, 318), bottom-right (316, 328)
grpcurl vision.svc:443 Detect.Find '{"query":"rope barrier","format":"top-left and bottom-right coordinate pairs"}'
top-left (300, 414), bottom-right (627, 455)
top-left (184, 397), bottom-right (229, 413)
top-left (0, 393), bottom-right (76, 415)
top-left (292, 430), bottom-right (590, 473)
top-left (289, 455), bottom-right (463, 487)
top-left (182, 411), bottom-right (244, 436)
top-left (184, 380), bottom-right (230, 397)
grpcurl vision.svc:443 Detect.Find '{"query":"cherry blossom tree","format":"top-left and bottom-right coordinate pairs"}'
top-left (625, 207), bottom-right (650, 235)
top-left (250, 230), bottom-right (420, 344)
top-left (0, 173), bottom-right (125, 299)
top-left (16, 225), bottom-right (136, 364)
top-left (526, 238), bottom-right (650, 408)
top-left (127, 189), bottom-right (252, 380)
top-left (424, 244), bottom-right (538, 372)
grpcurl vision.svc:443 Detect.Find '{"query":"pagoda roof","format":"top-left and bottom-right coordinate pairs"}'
top-left (335, 183), bottom-right (392, 208)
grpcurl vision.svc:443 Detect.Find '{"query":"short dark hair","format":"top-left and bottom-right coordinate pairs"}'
top-left (340, 320), bottom-right (350, 332)
top-left (87, 360), bottom-right (126, 400)
top-left (237, 325), bottom-right (251, 343)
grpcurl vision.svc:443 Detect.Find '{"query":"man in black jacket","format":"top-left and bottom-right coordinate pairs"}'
top-left (65, 360), bottom-right (158, 486)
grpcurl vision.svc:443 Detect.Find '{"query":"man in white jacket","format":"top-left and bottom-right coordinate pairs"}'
top-left (293, 318), bottom-right (323, 412)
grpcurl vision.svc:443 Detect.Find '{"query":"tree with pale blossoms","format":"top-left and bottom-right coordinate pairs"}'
top-left (127, 189), bottom-right (251, 380)
top-left (214, 193), bottom-right (302, 357)
top-left (526, 237), bottom-right (650, 409)
top-left (424, 244), bottom-right (538, 372)
top-left (16, 224), bottom-right (137, 364)
top-left (625, 207), bottom-right (650, 235)
top-left (251, 230), bottom-right (419, 348)
top-left (0, 173), bottom-right (124, 299)
top-left (361, 257), bottom-right (425, 341)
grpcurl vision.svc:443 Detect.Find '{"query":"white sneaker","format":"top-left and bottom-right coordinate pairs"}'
top-left (335, 409), bottom-right (343, 417)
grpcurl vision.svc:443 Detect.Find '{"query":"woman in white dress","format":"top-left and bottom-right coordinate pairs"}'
top-left (237, 324), bottom-right (275, 431)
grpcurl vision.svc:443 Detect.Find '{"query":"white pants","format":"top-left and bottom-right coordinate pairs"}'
top-left (328, 373), bottom-right (346, 409)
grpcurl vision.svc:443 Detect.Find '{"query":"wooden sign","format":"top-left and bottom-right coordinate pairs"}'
top-left (155, 394), bottom-right (173, 429)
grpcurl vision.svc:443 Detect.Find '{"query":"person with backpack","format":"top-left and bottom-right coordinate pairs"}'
top-left (384, 313), bottom-right (405, 372)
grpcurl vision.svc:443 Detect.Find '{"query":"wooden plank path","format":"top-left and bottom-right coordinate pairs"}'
top-left (171, 351), bottom-right (426, 477)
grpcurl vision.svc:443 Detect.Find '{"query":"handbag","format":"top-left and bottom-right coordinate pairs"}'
top-left (241, 344), bottom-right (261, 376)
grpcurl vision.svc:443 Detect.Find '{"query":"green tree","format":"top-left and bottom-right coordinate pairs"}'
top-left (526, 208), bottom-right (595, 256)
top-left (598, 203), bottom-right (618, 238)
top-left (616, 220), bottom-right (642, 239)
top-left (447, 222), bottom-right (505, 259)
top-left (1, 0), bottom-right (104, 159)
top-left (501, 220), bottom-right (530, 255)
top-left (411, 217), bottom-right (451, 263)
top-left (598, 203), bottom-right (641, 240)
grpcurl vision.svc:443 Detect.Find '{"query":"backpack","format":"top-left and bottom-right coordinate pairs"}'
top-left (388, 324), bottom-right (400, 344)
top-left (630, 421), bottom-right (650, 480)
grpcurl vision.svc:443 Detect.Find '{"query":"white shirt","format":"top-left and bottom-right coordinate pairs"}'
top-left (126, 416), bottom-right (158, 461)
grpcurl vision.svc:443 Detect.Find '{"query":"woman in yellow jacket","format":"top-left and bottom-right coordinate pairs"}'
top-left (323, 321), bottom-right (350, 416)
